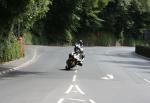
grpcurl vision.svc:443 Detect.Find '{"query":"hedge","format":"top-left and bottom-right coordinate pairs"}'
top-left (135, 45), bottom-right (150, 58)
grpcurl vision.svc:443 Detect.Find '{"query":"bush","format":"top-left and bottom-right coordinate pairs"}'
top-left (135, 45), bottom-right (150, 58)
top-left (24, 31), bottom-right (50, 45)
top-left (98, 32), bottom-right (116, 46)
top-left (23, 32), bottom-right (33, 45)
top-left (0, 33), bottom-right (23, 63)
top-left (64, 30), bottom-right (73, 44)
top-left (76, 32), bottom-right (97, 46)
top-left (123, 38), bottom-right (135, 46)
top-left (76, 32), bottom-right (116, 46)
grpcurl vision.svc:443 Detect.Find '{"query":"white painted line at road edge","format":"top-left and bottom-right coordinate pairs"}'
top-left (57, 98), bottom-right (64, 103)
top-left (65, 85), bottom-right (74, 94)
top-left (144, 79), bottom-right (150, 84)
top-left (72, 75), bottom-right (77, 82)
top-left (75, 85), bottom-right (85, 95)
top-left (89, 99), bottom-right (96, 103)
top-left (13, 48), bottom-right (37, 70)
top-left (0, 47), bottom-right (38, 76)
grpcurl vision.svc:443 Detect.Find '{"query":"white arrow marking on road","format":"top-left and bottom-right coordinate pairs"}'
top-left (89, 99), bottom-right (96, 103)
top-left (72, 75), bottom-right (77, 82)
top-left (101, 74), bottom-right (114, 80)
top-left (101, 77), bottom-right (109, 80)
top-left (65, 85), bottom-right (74, 94)
top-left (57, 98), bottom-right (64, 103)
top-left (144, 79), bottom-right (150, 84)
top-left (107, 74), bottom-right (114, 79)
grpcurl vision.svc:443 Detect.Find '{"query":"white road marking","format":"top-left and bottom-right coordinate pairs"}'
top-left (65, 85), bottom-right (74, 94)
top-left (65, 85), bottom-right (85, 95)
top-left (107, 74), bottom-right (114, 79)
top-left (75, 85), bottom-right (85, 95)
top-left (57, 98), bottom-right (64, 103)
top-left (144, 79), bottom-right (150, 84)
top-left (66, 98), bottom-right (87, 102)
top-left (101, 77), bottom-right (109, 80)
top-left (75, 70), bottom-right (78, 73)
top-left (13, 49), bottom-right (37, 70)
top-left (101, 74), bottom-right (114, 80)
top-left (72, 75), bottom-right (77, 82)
top-left (89, 99), bottom-right (96, 103)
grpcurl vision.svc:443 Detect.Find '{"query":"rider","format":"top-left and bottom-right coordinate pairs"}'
top-left (74, 40), bottom-right (83, 53)
top-left (74, 40), bottom-right (85, 65)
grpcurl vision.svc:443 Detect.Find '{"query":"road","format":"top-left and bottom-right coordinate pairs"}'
top-left (0, 46), bottom-right (150, 103)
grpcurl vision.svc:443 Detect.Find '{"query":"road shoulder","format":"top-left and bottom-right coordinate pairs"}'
top-left (0, 45), bottom-right (38, 76)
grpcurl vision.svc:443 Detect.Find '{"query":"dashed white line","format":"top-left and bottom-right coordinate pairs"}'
top-left (57, 98), bottom-right (64, 103)
top-left (144, 79), bottom-right (150, 84)
top-left (89, 99), bottom-right (96, 103)
top-left (75, 85), bottom-right (85, 95)
top-left (65, 85), bottom-right (74, 94)
top-left (72, 75), bottom-right (77, 82)
top-left (75, 69), bottom-right (78, 73)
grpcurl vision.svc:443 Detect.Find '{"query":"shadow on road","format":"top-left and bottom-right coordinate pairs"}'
top-left (104, 52), bottom-right (138, 59)
top-left (59, 68), bottom-right (76, 71)
top-left (1, 70), bottom-right (46, 78)
top-left (101, 50), bottom-right (150, 71)
top-left (105, 60), bottom-right (150, 67)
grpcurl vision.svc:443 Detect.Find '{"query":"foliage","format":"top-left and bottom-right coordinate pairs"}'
top-left (98, 32), bottom-right (116, 46)
top-left (101, 0), bottom-right (150, 44)
top-left (0, 0), bottom-right (149, 52)
top-left (44, 0), bottom-right (82, 43)
top-left (78, 0), bottom-right (103, 33)
top-left (0, 33), bottom-right (22, 63)
top-left (0, 0), bottom-right (30, 36)
top-left (18, 0), bottom-right (51, 32)
top-left (0, 0), bottom-right (50, 62)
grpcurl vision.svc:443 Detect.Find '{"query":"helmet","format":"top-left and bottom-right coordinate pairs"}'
top-left (79, 40), bottom-right (83, 46)
top-left (79, 40), bottom-right (83, 43)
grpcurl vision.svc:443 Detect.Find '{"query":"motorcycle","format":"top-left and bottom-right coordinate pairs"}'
top-left (65, 52), bottom-right (83, 70)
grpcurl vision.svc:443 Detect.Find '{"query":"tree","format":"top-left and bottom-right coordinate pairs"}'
top-left (0, 0), bottom-right (50, 62)
top-left (78, 0), bottom-right (103, 33)
top-left (13, 0), bottom-right (51, 36)
top-left (0, 0), bottom-right (30, 37)
top-left (126, 0), bottom-right (144, 39)
top-left (101, 0), bottom-right (131, 38)
top-left (45, 0), bottom-right (82, 43)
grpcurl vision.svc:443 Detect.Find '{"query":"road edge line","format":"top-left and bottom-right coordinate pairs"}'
top-left (0, 47), bottom-right (38, 76)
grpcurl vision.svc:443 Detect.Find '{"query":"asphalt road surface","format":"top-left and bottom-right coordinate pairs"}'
top-left (0, 46), bottom-right (150, 103)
